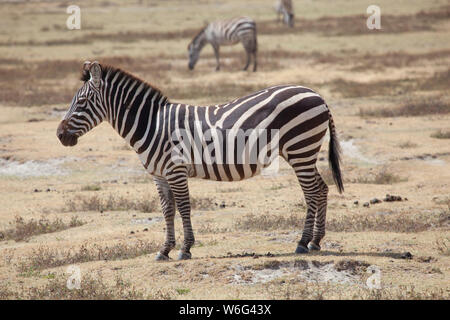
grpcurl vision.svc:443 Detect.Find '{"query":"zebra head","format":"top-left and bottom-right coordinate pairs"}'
top-left (57, 61), bottom-right (104, 147)
top-left (187, 42), bottom-right (200, 70)
top-left (187, 28), bottom-right (207, 70)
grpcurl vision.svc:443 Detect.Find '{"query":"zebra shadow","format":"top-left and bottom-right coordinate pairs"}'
top-left (308, 250), bottom-right (412, 260)
top-left (206, 250), bottom-right (412, 260)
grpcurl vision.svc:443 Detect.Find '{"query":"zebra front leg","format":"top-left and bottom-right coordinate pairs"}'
top-left (168, 173), bottom-right (195, 260)
top-left (212, 44), bottom-right (220, 71)
top-left (154, 176), bottom-right (176, 261)
top-left (308, 173), bottom-right (329, 251)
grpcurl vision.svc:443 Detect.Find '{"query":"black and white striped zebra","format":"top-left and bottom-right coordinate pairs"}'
top-left (57, 61), bottom-right (344, 260)
top-left (275, 0), bottom-right (294, 27)
top-left (188, 16), bottom-right (258, 72)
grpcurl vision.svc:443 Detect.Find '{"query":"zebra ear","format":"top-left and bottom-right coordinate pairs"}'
top-left (83, 61), bottom-right (91, 71)
top-left (89, 61), bottom-right (102, 88)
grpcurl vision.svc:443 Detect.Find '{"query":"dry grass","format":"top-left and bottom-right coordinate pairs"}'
top-left (397, 141), bottom-right (418, 149)
top-left (17, 240), bottom-right (159, 273)
top-left (1, 49), bottom-right (447, 107)
top-left (359, 96), bottom-right (449, 118)
top-left (0, 57), bottom-right (170, 107)
top-left (64, 194), bottom-right (215, 212)
top-left (1, 0), bottom-right (449, 301)
top-left (190, 196), bottom-right (216, 210)
top-left (257, 7), bottom-right (450, 37)
top-left (435, 238), bottom-right (450, 256)
top-left (235, 212), bottom-right (302, 231)
top-left (65, 194), bottom-right (159, 213)
top-left (266, 280), bottom-right (448, 300)
top-left (1, 6), bottom-right (448, 49)
top-left (431, 130), bottom-right (450, 139)
top-left (334, 68), bottom-right (450, 99)
top-left (420, 69), bottom-right (450, 91)
top-left (353, 169), bottom-right (406, 184)
top-left (1, 273), bottom-right (173, 300)
top-left (332, 78), bottom-right (414, 98)
top-left (80, 184), bottom-right (102, 191)
top-left (326, 212), bottom-right (449, 233)
top-left (350, 50), bottom-right (450, 71)
top-left (235, 211), bottom-right (449, 233)
top-left (355, 286), bottom-right (448, 300)
top-left (0, 216), bottom-right (85, 242)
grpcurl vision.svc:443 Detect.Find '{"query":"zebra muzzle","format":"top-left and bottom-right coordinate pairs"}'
top-left (57, 121), bottom-right (78, 147)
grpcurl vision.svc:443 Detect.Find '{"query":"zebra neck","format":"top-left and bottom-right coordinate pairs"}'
top-left (108, 82), bottom-right (167, 148)
top-left (195, 31), bottom-right (208, 50)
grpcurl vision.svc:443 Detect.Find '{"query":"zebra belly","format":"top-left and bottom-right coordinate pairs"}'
top-left (188, 162), bottom-right (268, 181)
top-left (219, 39), bottom-right (240, 46)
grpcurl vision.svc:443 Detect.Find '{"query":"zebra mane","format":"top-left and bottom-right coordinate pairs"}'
top-left (80, 64), bottom-right (168, 102)
top-left (189, 27), bottom-right (207, 47)
top-left (80, 68), bottom-right (91, 82)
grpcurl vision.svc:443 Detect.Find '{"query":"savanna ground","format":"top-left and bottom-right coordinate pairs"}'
top-left (0, 0), bottom-right (449, 300)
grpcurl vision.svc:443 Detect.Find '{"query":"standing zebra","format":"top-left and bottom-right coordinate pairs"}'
top-left (188, 17), bottom-right (258, 72)
top-left (275, 0), bottom-right (294, 27)
top-left (57, 61), bottom-right (344, 260)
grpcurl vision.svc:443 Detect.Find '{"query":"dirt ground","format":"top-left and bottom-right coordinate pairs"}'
top-left (0, 0), bottom-right (449, 299)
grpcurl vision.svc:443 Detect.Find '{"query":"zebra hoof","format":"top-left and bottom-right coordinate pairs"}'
top-left (308, 242), bottom-right (321, 251)
top-left (177, 251), bottom-right (192, 260)
top-left (155, 252), bottom-right (170, 261)
top-left (295, 245), bottom-right (309, 254)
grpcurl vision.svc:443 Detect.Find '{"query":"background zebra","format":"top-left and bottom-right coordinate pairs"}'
top-left (275, 0), bottom-right (295, 27)
top-left (188, 16), bottom-right (258, 72)
top-left (57, 61), bottom-right (344, 260)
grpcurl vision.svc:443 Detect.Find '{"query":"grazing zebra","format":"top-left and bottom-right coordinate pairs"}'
top-left (188, 16), bottom-right (258, 72)
top-left (57, 61), bottom-right (344, 261)
top-left (275, 0), bottom-right (294, 27)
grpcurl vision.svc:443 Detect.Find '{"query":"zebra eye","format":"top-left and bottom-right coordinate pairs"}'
top-left (77, 97), bottom-right (87, 105)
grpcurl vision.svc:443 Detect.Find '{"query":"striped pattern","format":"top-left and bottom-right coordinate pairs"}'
top-left (188, 16), bottom-right (257, 72)
top-left (57, 62), bottom-right (344, 260)
top-left (275, 0), bottom-right (294, 27)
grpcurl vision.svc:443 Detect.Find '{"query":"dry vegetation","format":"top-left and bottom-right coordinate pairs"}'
top-left (65, 194), bottom-right (159, 213)
top-left (0, 0), bottom-right (449, 300)
top-left (0, 273), bottom-right (172, 300)
top-left (236, 210), bottom-right (449, 233)
top-left (359, 96), bottom-right (450, 118)
top-left (17, 240), bottom-right (160, 273)
top-left (0, 216), bottom-right (85, 242)
top-left (431, 130), bottom-right (450, 139)
top-left (352, 169), bottom-right (406, 184)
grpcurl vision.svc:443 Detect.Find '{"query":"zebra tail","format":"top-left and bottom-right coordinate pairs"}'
top-left (327, 108), bottom-right (344, 193)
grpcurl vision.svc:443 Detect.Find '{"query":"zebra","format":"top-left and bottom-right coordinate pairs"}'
top-left (275, 0), bottom-right (294, 27)
top-left (188, 16), bottom-right (258, 72)
top-left (57, 61), bottom-right (344, 261)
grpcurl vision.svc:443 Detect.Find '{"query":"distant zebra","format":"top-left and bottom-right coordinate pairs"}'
top-left (188, 16), bottom-right (258, 72)
top-left (57, 61), bottom-right (344, 261)
top-left (275, 0), bottom-right (294, 27)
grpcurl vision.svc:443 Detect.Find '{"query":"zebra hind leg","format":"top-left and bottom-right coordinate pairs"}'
top-left (243, 50), bottom-right (251, 71)
top-left (308, 171), bottom-right (328, 251)
top-left (293, 166), bottom-right (322, 254)
top-left (242, 38), bottom-right (255, 71)
top-left (154, 177), bottom-right (176, 261)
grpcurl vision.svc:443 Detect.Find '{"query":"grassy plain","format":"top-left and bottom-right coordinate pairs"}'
top-left (0, 0), bottom-right (449, 299)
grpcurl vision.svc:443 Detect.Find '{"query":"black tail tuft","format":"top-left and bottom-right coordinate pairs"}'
top-left (328, 110), bottom-right (344, 194)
